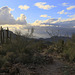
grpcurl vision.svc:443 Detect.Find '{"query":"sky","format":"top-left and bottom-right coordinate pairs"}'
top-left (0, 0), bottom-right (75, 38)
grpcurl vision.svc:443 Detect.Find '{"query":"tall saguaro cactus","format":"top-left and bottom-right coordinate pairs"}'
top-left (10, 33), bottom-right (11, 42)
top-left (0, 26), bottom-right (12, 44)
top-left (0, 26), bottom-right (3, 44)
top-left (6, 27), bottom-right (9, 43)
top-left (3, 31), bottom-right (4, 44)
top-left (7, 27), bottom-right (9, 38)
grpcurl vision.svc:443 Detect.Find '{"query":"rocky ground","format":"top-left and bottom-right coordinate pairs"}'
top-left (0, 58), bottom-right (75, 75)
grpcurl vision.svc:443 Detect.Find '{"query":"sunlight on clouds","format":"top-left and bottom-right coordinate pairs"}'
top-left (17, 14), bottom-right (26, 20)
top-left (62, 3), bottom-right (68, 6)
top-left (67, 6), bottom-right (75, 10)
top-left (0, 24), bottom-right (25, 32)
top-left (0, 6), bottom-right (16, 25)
top-left (51, 17), bottom-right (61, 24)
top-left (31, 20), bottom-right (43, 26)
top-left (68, 14), bottom-right (75, 18)
top-left (18, 5), bottom-right (30, 10)
top-left (73, 26), bottom-right (75, 28)
top-left (57, 10), bottom-right (68, 14)
top-left (41, 25), bottom-right (53, 27)
top-left (31, 17), bottom-right (75, 28)
top-left (61, 18), bottom-right (75, 22)
top-left (0, 24), bottom-right (30, 36)
top-left (40, 14), bottom-right (51, 18)
top-left (0, 6), bottom-right (14, 13)
top-left (16, 14), bottom-right (27, 25)
top-left (0, 6), bottom-right (27, 25)
top-left (34, 2), bottom-right (56, 10)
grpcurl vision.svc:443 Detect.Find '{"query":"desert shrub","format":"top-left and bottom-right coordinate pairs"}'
top-left (47, 45), bottom-right (55, 54)
top-left (71, 34), bottom-right (75, 42)
top-left (32, 53), bottom-right (44, 64)
top-left (0, 56), bottom-right (4, 68)
top-left (26, 40), bottom-right (47, 53)
top-left (55, 40), bottom-right (65, 53)
top-left (15, 53), bottom-right (33, 64)
top-left (4, 52), bottom-right (17, 63)
top-left (0, 49), bottom-right (7, 55)
top-left (63, 36), bottom-right (75, 62)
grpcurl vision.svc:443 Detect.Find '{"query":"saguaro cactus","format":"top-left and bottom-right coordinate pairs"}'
top-left (0, 26), bottom-right (3, 44)
top-left (0, 26), bottom-right (12, 44)
top-left (6, 27), bottom-right (9, 43)
top-left (3, 31), bottom-right (4, 43)
top-left (10, 33), bottom-right (12, 42)
top-left (7, 27), bottom-right (9, 38)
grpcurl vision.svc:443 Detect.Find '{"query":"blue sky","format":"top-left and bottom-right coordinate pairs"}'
top-left (0, 0), bottom-right (75, 23)
top-left (0, 0), bottom-right (75, 38)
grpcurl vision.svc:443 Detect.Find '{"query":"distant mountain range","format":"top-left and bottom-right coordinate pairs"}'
top-left (38, 36), bottom-right (71, 42)
top-left (6, 30), bottom-right (71, 42)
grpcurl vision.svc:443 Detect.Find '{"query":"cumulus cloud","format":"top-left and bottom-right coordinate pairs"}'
top-left (62, 3), bottom-right (68, 6)
top-left (67, 6), bottom-right (75, 10)
top-left (16, 14), bottom-right (27, 25)
top-left (31, 20), bottom-right (43, 26)
top-left (0, 6), bottom-right (16, 24)
top-left (32, 17), bottom-right (75, 28)
top-left (34, 2), bottom-right (56, 10)
top-left (18, 5), bottom-right (30, 10)
top-left (57, 10), bottom-right (68, 14)
top-left (40, 14), bottom-right (51, 18)
top-left (32, 18), bottom-right (58, 26)
top-left (0, 6), bottom-right (27, 25)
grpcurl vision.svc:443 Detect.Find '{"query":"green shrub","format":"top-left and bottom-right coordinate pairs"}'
top-left (4, 52), bottom-right (17, 63)
top-left (63, 39), bottom-right (75, 62)
top-left (15, 53), bottom-right (33, 64)
top-left (0, 55), bottom-right (6, 68)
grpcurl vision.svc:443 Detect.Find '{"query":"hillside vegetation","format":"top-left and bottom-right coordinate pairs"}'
top-left (0, 30), bottom-right (75, 75)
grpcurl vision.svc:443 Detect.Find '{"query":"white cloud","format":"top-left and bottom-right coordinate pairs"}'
top-left (31, 20), bottom-right (43, 26)
top-left (16, 14), bottom-right (27, 24)
top-left (57, 10), bottom-right (68, 14)
top-left (32, 17), bottom-right (75, 28)
top-left (67, 6), bottom-right (75, 10)
top-left (40, 14), bottom-right (51, 18)
top-left (34, 2), bottom-right (56, 10)
top-left (62, 3), bottom-right (68, 6)
top-left (68, 14), bottom-right (75, 18)
top-left (18, 5), bottom-right (30, 10)
top-left (30, 18), bottom-right (75, 38)
top-left (0, 6), bottom-right (16, 24)
top-left (0, 6), bottom-right (27, 25)
top-left (32, 18), bottom-right (57, 26)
